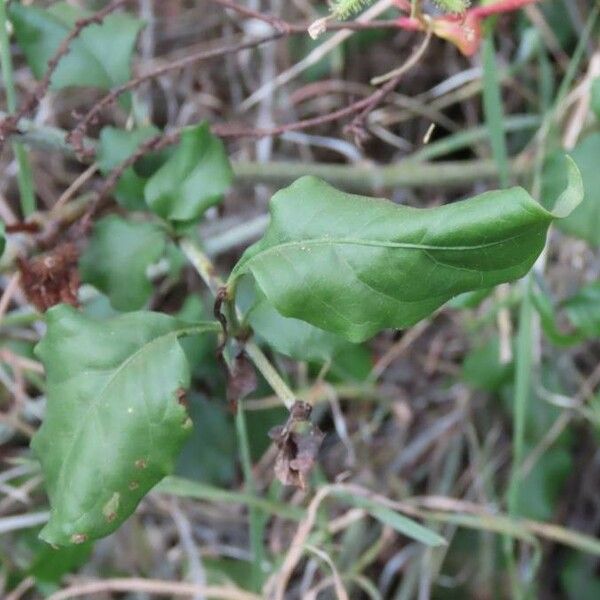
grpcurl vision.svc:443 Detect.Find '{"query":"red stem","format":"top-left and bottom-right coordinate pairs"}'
top-left (470, 0), bottom-right (540, 19)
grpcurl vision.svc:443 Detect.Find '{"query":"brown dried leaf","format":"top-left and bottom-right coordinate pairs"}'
top-left (269, 401), bottom-right (325, 490)
top-left (227, 351), bottom-right (257, 410)
top-left (18, 243), bottom-right (79, 311)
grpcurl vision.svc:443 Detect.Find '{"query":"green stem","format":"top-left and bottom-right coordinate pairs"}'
top-left (244, 342), bottom-right (295, 410)
top-left (0, 0), bottom-right (36, 217)
top-left (233, 158), bottom-right (529, 192)
top-left (179, 237), bottom-right (296, 410)
top-left (506, 276), bottom-right (534, 597)
top-left (481, 29), bottom-right (510, 188)
top-left (235, 401), bottom-right (265, 591)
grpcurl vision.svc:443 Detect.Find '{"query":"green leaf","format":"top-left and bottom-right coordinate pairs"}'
top-left (144, 122), bottom-right (233, 225)
top-left (516, 447), bottom-right (571, 521)
top-left (175, 395), bottom-right (236, 486)
top-left (563, 281), bottom-right (600, 338)
top-left (32, 305), bottom-right (219, 545)
top-left (97, 126), bottom-right (161, 211)
top-left (532, 286), bottom-right (583, 347)
top-left (229, 161), bottom-right (582, 342)
top-left (28, 541), bottom-right (93, 584)
top-left (9, 2), bottom-right (143, 90)
top-left (79, 215), bottom-right (166, 312)
top-left (463, 336), bottom-right (513, 393)
top-left (246, 282), bottom-right (351, 362)
top-left (561, 553), bottom-right (600, 600)
top-left (533, 279), bottom-right (600, 345)
top-left (542, 135), bottom-right (600, 245)
top-left (332, 492), bottom-right (446, 547)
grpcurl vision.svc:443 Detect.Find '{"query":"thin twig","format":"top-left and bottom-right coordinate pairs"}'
top-left (179, 238), bottom-right (296, 410)
top-left (0, 0), bottom-right (129, 146)
top-left (371, 28), bottom-right (432, 85)
top-left (46, 580), bottom-right (261, 600)
top-left (0, 272), bottom-right (21, 321)
top-left (53, 163), bottom-right (98, 211)
top-left (67, 33), bottom-right (284, 155)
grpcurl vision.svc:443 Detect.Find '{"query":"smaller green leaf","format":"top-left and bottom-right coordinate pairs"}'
top-left (532, 286), bottom-right (583, 347)
top-left (175, 395), bottom-right (236, 486)
top-left (542, 137), bottom-right (600, 246)
top-left (144, 122), bottom-right (233, 225)
top-left (563, 281), bottom-right (600, 338)
top-left (516, 447), bottom-right (571, 521)
top-left (561, 553), bottom-right (600, 600)
top-left (79, 215), bottom-right (166, 311)
top-left (32, 305), bottom-right (219, 545)
top-left (532, 278), bottom-right (600, 346)
top-left (463, 336), bottom-right (513, 393)
top-left (97, 126), bottom-right (161, 210)
top-left (333, 491), bottom-right (447, 547)
top-left (9, 2), bottom-right (143, 90)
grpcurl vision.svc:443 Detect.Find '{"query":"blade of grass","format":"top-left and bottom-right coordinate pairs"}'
top-left (0, 0), bottom-right (36, 217)
top-left (481, 27), bottom-right (511, 188)
top-left (235, 403), bottom-right (266, 591)
top-left (410, 114), bottom-right (540, 162)
top-left (156, 476), bottom-right (304, 521)
top-left (482, 19), bottom-right (527, 596)
top-left (332, 492), bottom-right (447, 547)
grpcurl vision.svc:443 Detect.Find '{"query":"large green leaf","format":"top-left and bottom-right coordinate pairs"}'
top-left (542, 134), bottom-right (600, 246)
top-left (32, 305), bottom-right (219, 545)
top-left (229, 160), bottom-right (582, 342)
top-left (97, 126), bottom-right (161, 210)
top-left (9, 2), bottom-right (142, 90)
top-left (79, 216), bottom-right (166, 312)
top-left (144, 123), bottom-right (233, 225)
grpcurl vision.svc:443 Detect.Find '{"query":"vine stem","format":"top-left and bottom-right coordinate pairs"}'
top-left (178, 238), bottom-right (296, 411)
top-left (0, 0), bottom-right (35, 217)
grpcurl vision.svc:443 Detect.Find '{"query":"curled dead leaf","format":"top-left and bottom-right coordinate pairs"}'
top-left (227, 351), bottom-right (257, 411)
top-left (269, 401), bottom-right (325, 490)
top-left (18, 243), bottom-right (79, 311)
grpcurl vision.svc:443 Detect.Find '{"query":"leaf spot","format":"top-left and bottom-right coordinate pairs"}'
top-left (134, 458), bottom-right (148, 469)
top-left (71, 533), bottom-right (88, 544)
top-left (103, 492), bottom-right (121, 522)
top-left (128, 480), bottom-right (139, 490)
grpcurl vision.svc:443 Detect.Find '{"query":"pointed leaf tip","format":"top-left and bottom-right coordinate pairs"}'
top-left (551, 155), bottom-right (584, 219)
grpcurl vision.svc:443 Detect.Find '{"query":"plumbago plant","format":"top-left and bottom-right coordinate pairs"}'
top-left (0, 0), bottom-right (588, 555)
top-left (10, 148), bottom-right (585, 548)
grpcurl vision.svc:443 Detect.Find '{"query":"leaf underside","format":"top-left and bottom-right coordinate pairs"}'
top-left (231, 166), bottom-right (581, 342)
top-left (32, 305), bottom-right (216, 546)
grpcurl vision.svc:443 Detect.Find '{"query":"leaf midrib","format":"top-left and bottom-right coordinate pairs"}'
top-left (232, 228), bottom-right (539, 278)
